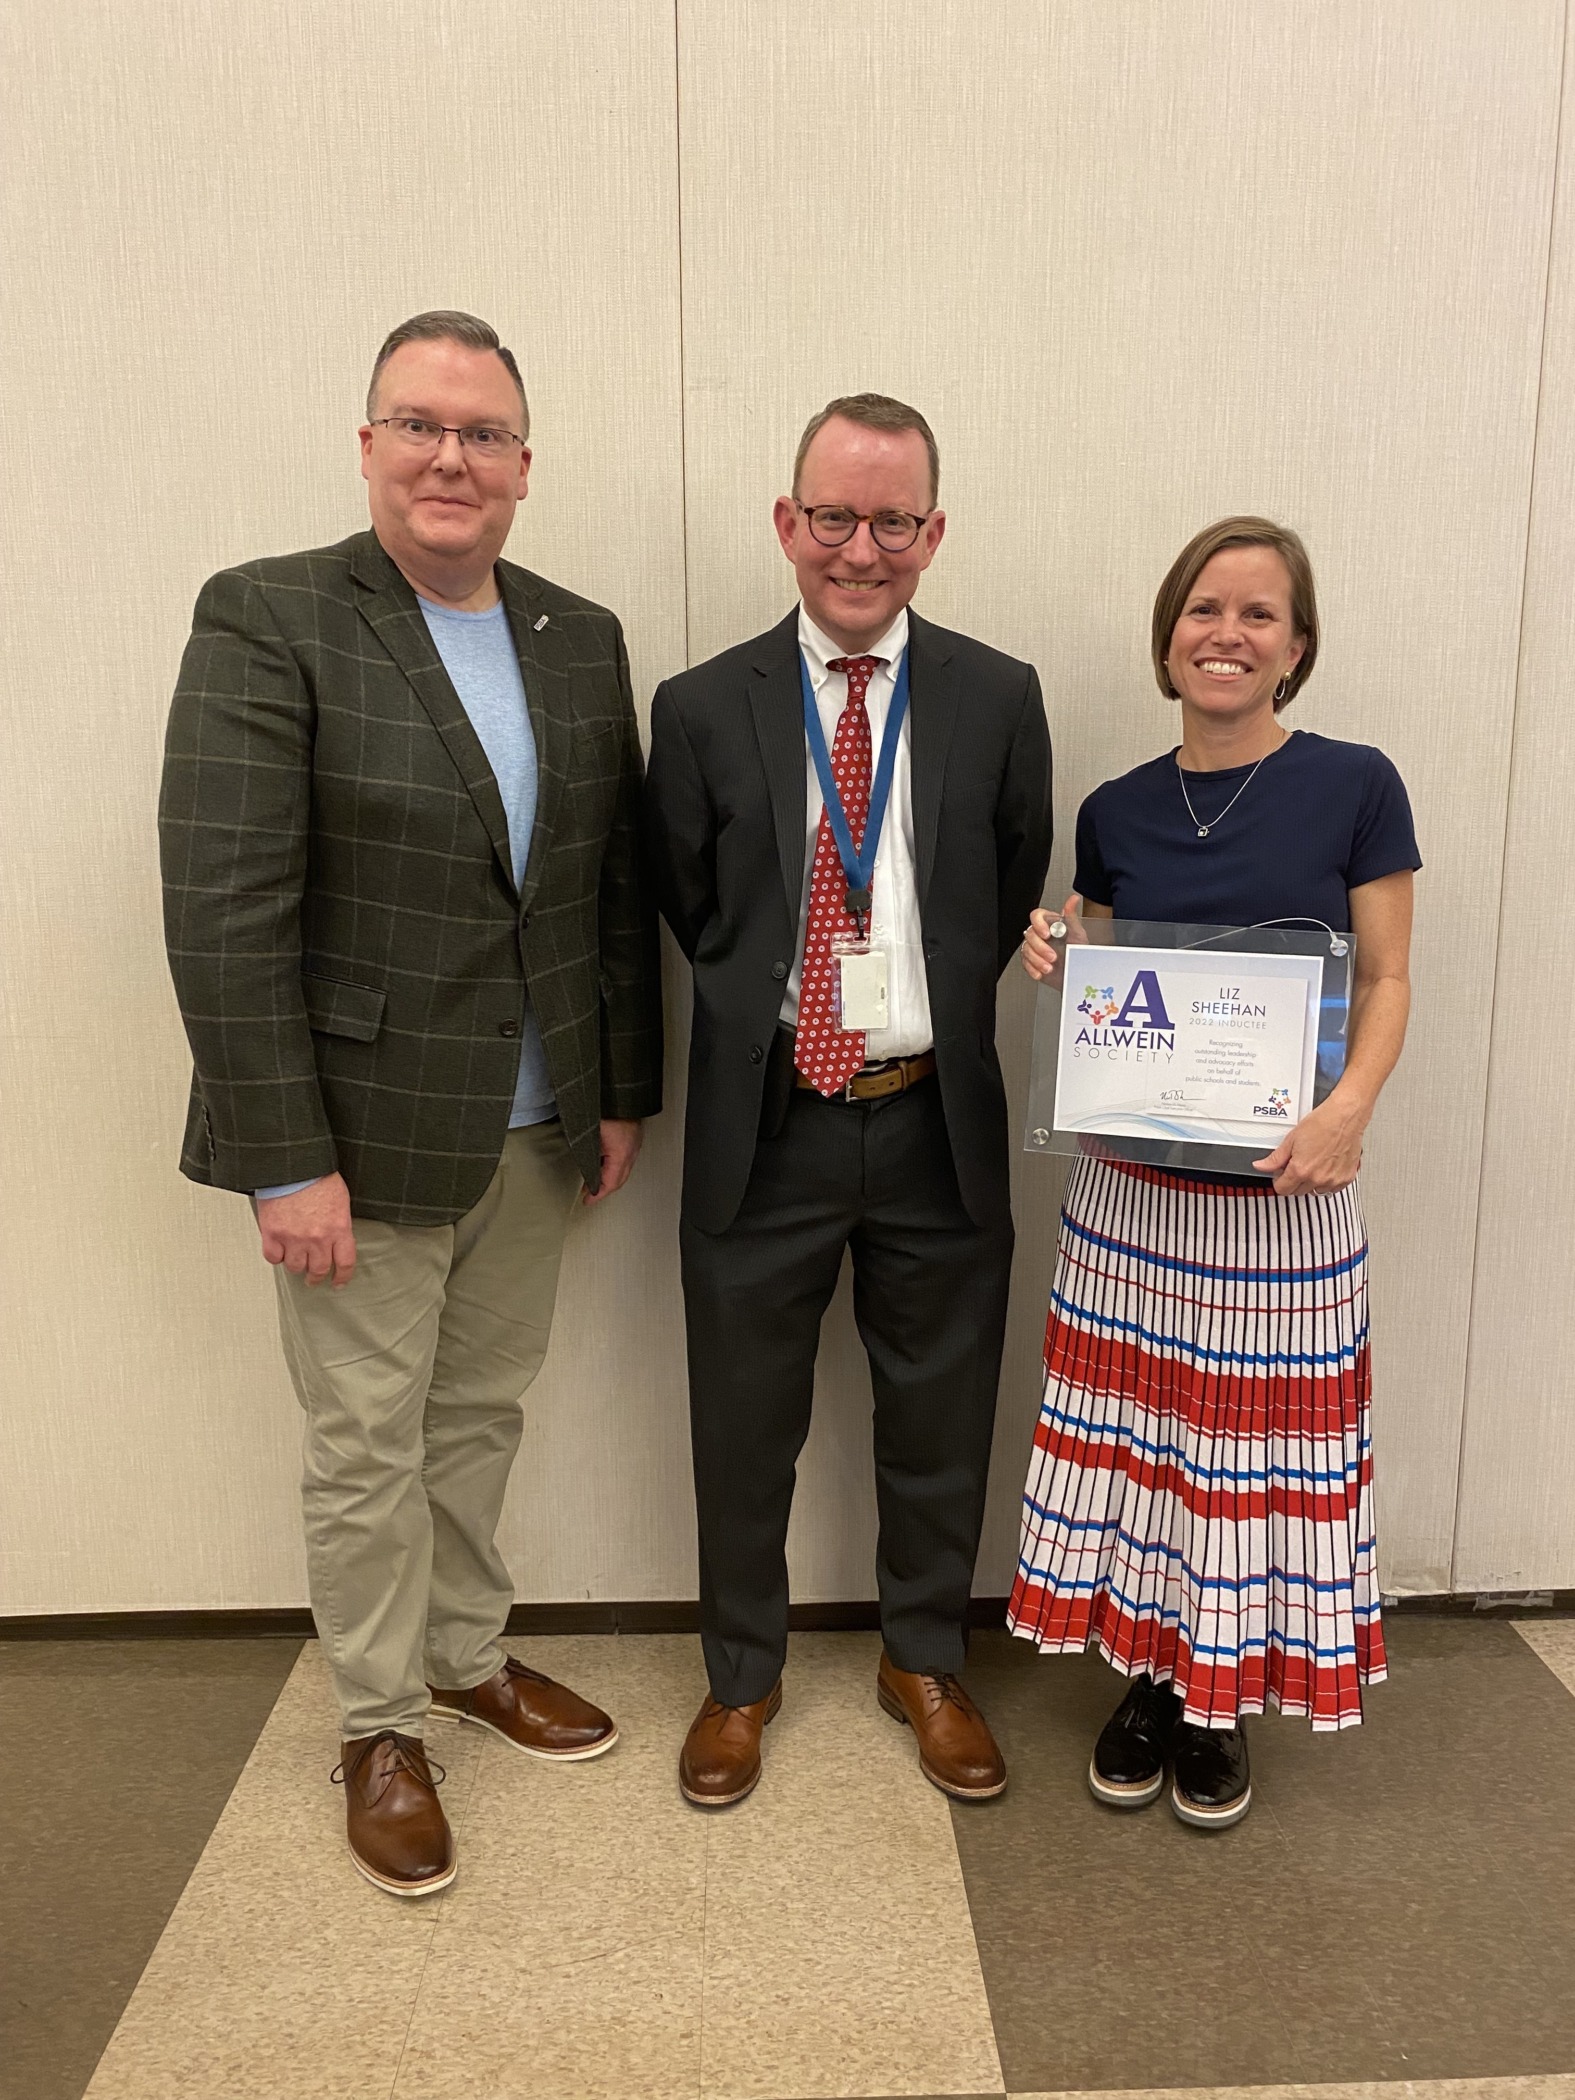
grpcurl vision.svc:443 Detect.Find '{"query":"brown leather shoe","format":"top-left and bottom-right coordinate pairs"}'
top-left (427, 1656), bottom-right (618, 1761)
top-left (678, 1681), bottom-right (783, 1806)
top-left (334, 1732), bottom-right (456, 1897)
top-left (876, 1653), bottom-right (1007, 1800)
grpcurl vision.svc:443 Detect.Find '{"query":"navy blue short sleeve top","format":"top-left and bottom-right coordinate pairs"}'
top-left (1074, 730), bottom-right (1420, 932)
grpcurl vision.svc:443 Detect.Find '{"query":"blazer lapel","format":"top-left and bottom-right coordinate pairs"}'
top-left (350, 535), bottom-right (516, 896)
top-left (747, 610), bottom-right (808, 928)
top-left (906, 611), bottom-right (959, 909)
top-left (497, 563), bottom-right (573, 915)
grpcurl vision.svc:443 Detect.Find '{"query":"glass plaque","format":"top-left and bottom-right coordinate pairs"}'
top-left (1024, 913), bottom-right (1355, 1177)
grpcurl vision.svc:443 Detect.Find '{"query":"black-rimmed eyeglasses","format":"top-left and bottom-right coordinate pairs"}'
top-left (796, 502), bottom-right (932, 552)
top-left (370, 417), bottom-right (526, 458)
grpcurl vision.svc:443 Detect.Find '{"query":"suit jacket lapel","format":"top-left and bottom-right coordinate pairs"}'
top-left (350, 534), bottom-right (516, 896)
top-left (497, 563), bottom-right (572, 915)
top-left (747, 610), bottom-right (808, 929)
top-left (906, 611), bottom-right (959, 910)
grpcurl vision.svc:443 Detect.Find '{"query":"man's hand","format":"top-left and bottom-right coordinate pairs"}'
top-left (582, 1118), bottom-right (643, 1207)
top-left (255, 1173), bottom-right (357, 1288)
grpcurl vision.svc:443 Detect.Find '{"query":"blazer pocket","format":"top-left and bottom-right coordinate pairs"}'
top-left (302, 972), bottom-right (386, 1042)
top-left (572, 717), bottom-right (622, 765)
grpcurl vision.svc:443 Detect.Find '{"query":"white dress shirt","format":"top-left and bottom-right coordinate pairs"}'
top-left (779, 606), bottom-right (934, 1058)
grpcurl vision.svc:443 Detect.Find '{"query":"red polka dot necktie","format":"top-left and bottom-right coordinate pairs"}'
top-left (795, 655), bottom-right (880, 1096)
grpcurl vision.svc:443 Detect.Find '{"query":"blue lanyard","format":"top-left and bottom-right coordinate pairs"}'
top-left (798, 647), bottom-right (910, 920)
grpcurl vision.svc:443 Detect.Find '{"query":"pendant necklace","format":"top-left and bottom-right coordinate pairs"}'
top-left (1176, 734), bottom-right (1285, 839)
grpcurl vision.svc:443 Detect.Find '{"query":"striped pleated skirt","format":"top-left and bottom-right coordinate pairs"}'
top-left (1007, 1155), bottom-right (1385, 1730)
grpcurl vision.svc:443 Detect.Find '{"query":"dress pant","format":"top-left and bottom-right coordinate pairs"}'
top-left (272, 1120), bottom-right (581, 1739)
top-left (680, 1069), bottom-right (1015, 1708)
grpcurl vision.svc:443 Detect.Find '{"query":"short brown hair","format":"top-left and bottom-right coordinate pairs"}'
top-left (792, 392), bottom-right (939, 507)
top-left (366, 310), bottom-right (529, 437)
top-left (1151, 516), bottom-right (1319, 709)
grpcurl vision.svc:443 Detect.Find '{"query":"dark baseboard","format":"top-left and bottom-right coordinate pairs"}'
top-left (1383, 1589), bottom-right (1575, 1615)
top-left (0, 1598), bottom-right (1012, 1641)
top-left (3, 1590), bottom-right (1571, 1641)
top-left (0, 1607), bottom-right (321, 1641)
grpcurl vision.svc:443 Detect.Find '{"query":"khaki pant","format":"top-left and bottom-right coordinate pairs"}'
top-left (273, 1122), bottom-right (581, 1739)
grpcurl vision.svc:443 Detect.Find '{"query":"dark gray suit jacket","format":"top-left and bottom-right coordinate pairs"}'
top-left (160, 530), bottom-right (662, 1226)
top-left (644, 607), bottom-right (1052, 1234)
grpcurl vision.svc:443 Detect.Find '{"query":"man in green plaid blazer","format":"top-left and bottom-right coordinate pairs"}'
top-left (159, 313), bottom-right (663, 1898)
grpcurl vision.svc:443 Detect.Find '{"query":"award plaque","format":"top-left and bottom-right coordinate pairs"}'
top-left (1024, 914), bottom-right (1355, 1175)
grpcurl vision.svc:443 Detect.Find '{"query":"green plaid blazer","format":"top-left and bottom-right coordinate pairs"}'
top-left (159, 530), bottom-right (663, 1226)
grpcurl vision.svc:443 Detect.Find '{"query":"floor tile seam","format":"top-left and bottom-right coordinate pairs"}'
top-left (388, 1731), bottom-right (490, 2097)
top-left (697, 1808), bottom-right (712, 2100)
top-left (999, 2079), bottom-right (1575, 2097)
top-left (89, 1640), bottom-right (308, 1964)
top-left (1512, 1618), bottom-right (1575, 1696)
top-left (940, 1789), bottom-right (1010, 2098)
top-left (74, 1641), bottom-right (309, 2100)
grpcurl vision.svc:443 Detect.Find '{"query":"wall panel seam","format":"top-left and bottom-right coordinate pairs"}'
top-left (1450, 0), bottom-right (1572, 1590)
top-left (674, 0), bottom-right (693, 669)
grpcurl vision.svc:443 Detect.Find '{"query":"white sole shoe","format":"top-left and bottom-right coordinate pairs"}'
top-left (347, 1842), bottom-right (457, 1897)
top-left (1171, 1779), bottom-right (1252, 1829)
top-left (426, 1705), bottom-right (620, 1762)
top-left (1088, 1756), bottom-right (1165, 1809)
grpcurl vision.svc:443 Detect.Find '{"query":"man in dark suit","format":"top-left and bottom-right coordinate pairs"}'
top-left (160, 312), bottom-right (662, 1895)
top-left (645, 394), bottom-right (1053, 1807)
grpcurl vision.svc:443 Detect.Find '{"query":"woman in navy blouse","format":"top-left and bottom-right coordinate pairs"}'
top-left (1010, 517), bottom-right (1418, 1830)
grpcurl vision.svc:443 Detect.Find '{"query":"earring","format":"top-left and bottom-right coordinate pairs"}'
top-left (1273, 673), bottom-right (1291, 703)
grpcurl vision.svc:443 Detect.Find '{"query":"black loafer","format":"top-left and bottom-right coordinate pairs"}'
top-left (1089, 1673), bottom-right (1183, 1808)
top-left (1171, 1720), bottom-right (1251, 1828)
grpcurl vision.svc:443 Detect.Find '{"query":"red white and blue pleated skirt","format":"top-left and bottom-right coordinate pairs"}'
top-left (1007, 1155), bottom-right (1386, 1731)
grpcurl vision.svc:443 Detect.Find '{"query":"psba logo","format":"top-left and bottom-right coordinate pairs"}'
top-left (1253, 1086), bottom-right (1292, 1119)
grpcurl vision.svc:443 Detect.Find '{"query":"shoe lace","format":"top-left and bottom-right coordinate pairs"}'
top-left (917, 1673), bottom-right (970, 1713)
top-left (331, 1730), bottom-right (446, 1805)
top-left (501, 1657), bottom-right (552, 1689)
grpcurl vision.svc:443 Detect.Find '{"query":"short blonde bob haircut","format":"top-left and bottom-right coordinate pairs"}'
top-left (1151, 516), bottom-right (1319, 710)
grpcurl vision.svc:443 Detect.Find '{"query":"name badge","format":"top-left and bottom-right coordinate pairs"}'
top-left (833, 943), bottom-right (890, 1032)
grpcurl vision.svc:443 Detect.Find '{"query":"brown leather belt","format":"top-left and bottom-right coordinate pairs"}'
top-left (795, 1048), bottom-right (937, 1102)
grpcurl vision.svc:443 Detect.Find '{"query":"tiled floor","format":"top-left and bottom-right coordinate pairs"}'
top-left (0, 1637), bottom-right (302, 2100)
top-left (2, 1618), bottom-right (1572, 2100)
top-left (954, 1622), bottom-right (1575, 2094)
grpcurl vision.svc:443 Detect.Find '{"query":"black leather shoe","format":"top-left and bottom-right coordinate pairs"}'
top-left (1171, 1720), bottom-right (1251, 1828)
top-left (1089, 1673), bottom-right (1182, 1808)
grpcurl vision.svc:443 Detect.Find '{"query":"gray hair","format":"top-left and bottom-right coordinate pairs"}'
top-left (366, 310), bottom-right (529, 437)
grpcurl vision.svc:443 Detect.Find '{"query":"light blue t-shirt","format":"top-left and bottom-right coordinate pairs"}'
top-left (255, 593), bottom-right (554, 1200)
top-left (417, 596), bottom-right (555, 1128)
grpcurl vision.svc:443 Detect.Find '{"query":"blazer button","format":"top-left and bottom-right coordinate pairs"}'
top-left (771, 960), bottom-right (789, 981)
top-left (499, 1020), bottom-right (520, 1038)
top-left (749, 1043), bottom-right (764, 1064)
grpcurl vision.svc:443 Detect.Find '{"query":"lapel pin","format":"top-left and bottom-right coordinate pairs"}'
top-left (533, 614), bottom-right (549, 632)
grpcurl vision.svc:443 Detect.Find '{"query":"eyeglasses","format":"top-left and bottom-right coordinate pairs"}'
top-left (370, 417), bottom-right (526, 459)
top-left (796, 502), bottom-right (932, 552)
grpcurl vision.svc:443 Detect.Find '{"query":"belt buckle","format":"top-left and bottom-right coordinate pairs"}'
top-left (847, 1059), bottom-right (900, 1103)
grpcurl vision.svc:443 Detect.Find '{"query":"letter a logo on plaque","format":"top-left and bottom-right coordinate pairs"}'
top-left (1112, 970), bottom-right (1174, 1031)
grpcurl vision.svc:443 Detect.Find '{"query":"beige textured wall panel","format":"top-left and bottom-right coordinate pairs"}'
top-left (0, 0), bottom-right (692, 1611)
top-left (1454, 10), bottom-right (1575, 1592)
top-left (675, 0), bottom-right (1562, 1600)
top-left (3, 1), bottom-right (1567, 1617)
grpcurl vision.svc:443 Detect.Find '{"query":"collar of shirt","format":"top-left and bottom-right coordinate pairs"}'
top-left (796, 605), bottom-right (909, 696)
